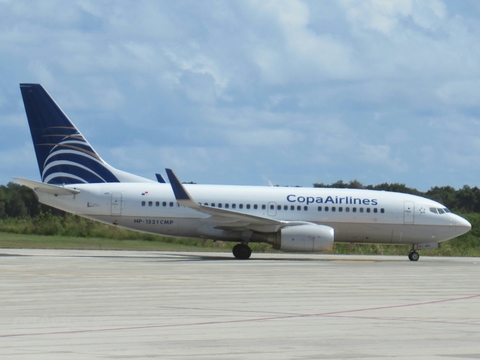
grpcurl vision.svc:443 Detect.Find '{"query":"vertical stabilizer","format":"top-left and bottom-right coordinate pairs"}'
top-left (20, 83), bottom-right (152, 184)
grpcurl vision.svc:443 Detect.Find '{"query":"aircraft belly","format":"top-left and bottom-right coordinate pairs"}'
top-left (331, 223), bottom-right (443, 245)
top-left (333, 223), bottom-right (390, 243)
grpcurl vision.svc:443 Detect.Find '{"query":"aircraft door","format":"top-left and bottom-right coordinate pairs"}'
top-left (111, 193), bottom-right (122, 215)
top-left (404, 201), bottom-right (414, 224)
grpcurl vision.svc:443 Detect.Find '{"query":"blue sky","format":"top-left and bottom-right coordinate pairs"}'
top-left (1, 0), bottom-right (480, 191)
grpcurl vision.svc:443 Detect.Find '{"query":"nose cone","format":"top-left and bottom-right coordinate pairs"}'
top-left (454, 215), bottom-right (472, 236)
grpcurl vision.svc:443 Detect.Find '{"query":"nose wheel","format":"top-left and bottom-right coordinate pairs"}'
top-left (232, 244), bottom-right (252, 259)
top-left (408, 251), bottom-right (420, 261)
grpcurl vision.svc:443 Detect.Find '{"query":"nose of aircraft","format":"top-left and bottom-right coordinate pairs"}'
top-left (454, 215), bottom-right (472, 236)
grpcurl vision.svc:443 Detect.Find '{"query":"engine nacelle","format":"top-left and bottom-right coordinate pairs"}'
top-left (271, 224), bottom-right (335, 252)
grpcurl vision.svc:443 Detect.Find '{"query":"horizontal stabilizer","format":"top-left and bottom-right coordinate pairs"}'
top-left (14, 178), bottom-right (80, 196)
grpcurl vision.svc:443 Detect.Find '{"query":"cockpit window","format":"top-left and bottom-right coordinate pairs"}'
top-left (430, 207), bottom-right (450, 215)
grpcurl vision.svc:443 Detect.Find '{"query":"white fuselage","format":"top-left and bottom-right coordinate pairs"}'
top-left (35, 182), bottom-right (471, 246)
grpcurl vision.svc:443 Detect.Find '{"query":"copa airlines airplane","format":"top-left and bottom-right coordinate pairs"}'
top-left (16, 83), bottom-right (471, 261)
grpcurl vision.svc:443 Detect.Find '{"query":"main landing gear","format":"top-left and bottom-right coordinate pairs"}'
top-left (232, 243), bottom-right (252, 259)
top-left (408, 251), bottom-right (420, 262)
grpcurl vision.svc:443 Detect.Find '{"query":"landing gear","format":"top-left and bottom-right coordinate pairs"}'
top-left (232, 243), bottom-right (252, 259)
top-left (408, 251), bottom-right (420, 261)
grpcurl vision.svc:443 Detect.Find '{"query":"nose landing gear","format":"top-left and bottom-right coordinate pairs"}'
top-left (408, 251), bottom-right (420, 261)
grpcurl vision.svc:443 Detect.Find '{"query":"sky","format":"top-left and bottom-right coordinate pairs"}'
top-left (1, 0), bottom-right (480, 191)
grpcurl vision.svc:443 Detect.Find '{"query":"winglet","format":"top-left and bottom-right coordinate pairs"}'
top-left (155, 173), bottom-right (167, 183)
top-left (165, 169), bottom-right (200, 208)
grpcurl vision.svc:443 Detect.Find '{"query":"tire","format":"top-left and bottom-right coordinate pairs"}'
top-left (232, 244), bottom-right (252, 259)
top-left (409, 252), bottom-right (420, 261)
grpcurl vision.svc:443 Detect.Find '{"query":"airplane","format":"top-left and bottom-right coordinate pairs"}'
top-left (15, 83), bottom-right (471, 261)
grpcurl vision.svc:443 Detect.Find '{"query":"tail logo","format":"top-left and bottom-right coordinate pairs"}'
top-left (40, 126), bottom-right (119, 184)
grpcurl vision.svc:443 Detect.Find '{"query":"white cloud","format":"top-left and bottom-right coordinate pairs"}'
top-left (1, 0), bottom-right (480, 190)
top-left (357, 142), bottom-right (408, 172)
top-left (225, 128), bottom-right (304, 147)
top-left (339, 0), bottom-right (446, 34)
top-left (339, 0), bottom-right (413, 34)
top-left (252, 0), bottom-right (355, 82)
top-left (436, 80), bottom-right (480, 107)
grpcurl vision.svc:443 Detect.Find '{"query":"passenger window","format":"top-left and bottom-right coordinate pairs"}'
top-left (262, 205), bottom-right (266, 210)
top-left (169, 202), bottom-right (174, 207)
top-left (366, 208), bottom-right (371, 213)
top-left (346, 207), bottom-right (350, 212)
top-left (325, 206), bottom-right (329, 212)
top-left (318, 206), bottom-right (322, 211)
top-left (225, 204), bottom-right (229, 209)
top-left (284, 205), bottom-right (288, 210)
top-left (339, 207), bottom-right (343, 212)
top-left (232, 204), bottom-right (236, 209)
top-left (141, 201), bottom-right (146, 206)
top-left (204, 202), bottom-right (208, 206)
top-left (290, 205), bottom-right (295, 210)
top-left (246, 204), bottom-right (251, 209)
top-left (211, 203), bottom-right (215, 207)
top-left (360, 208), bottom-right (364, 213)
top-left (163, 201), bottom-right (167, 207)
top-left (373, 208), bottom-right (378, 213)
top-left (218, 203), bottom-right (223, 208)
top-left (270, 204), bottom-right (275, 210)
top-left (277, 205), bottom-right (281, 210)
top-left (304, 206), bottom-right (308, 211)
top-left (239, 204), bottom-right (243, 209)
top-left (381, 208), bottom-right (385, 213)
top-left (332, 207), bottom-right (336, 212)
top-left (297, 206), bottom-right (301, 211)
top-left (148, 201), bottom-right (153, 207)
top-left (254, 205), bottom-right (258, 209)
top-left (352, 208), bottom-right (356, 213)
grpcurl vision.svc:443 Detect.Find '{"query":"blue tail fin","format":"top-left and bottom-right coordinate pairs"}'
top-left (20, 84), bottom-right (151, 185)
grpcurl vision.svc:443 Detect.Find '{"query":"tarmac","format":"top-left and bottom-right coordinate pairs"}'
top-left (1, 249), bottom-right (480, 359)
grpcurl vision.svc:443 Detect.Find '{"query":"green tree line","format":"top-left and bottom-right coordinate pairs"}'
top-left (0, 182), bottom-right (65, 219)
top-left (313, 180), bottom-right (480, 213)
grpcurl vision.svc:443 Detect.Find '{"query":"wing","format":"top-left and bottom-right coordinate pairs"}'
top-left (165, 169), bottom-right (309, 233)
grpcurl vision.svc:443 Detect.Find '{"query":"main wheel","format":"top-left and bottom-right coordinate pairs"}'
top-left (408, 251), bottom-right (420, 261)
top-left (232, 244), bottom-right (252, 259)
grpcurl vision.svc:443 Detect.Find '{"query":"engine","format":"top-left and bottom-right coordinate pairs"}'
top-left (267, 224), bottom-right (334, 252)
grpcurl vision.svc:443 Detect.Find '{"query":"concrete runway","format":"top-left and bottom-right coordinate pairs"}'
top-left (1, 249), bottom-right (480, 359)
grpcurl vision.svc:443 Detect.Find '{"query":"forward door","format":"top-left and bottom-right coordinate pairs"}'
top-left (404, 201), bottom-right (414, 224)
